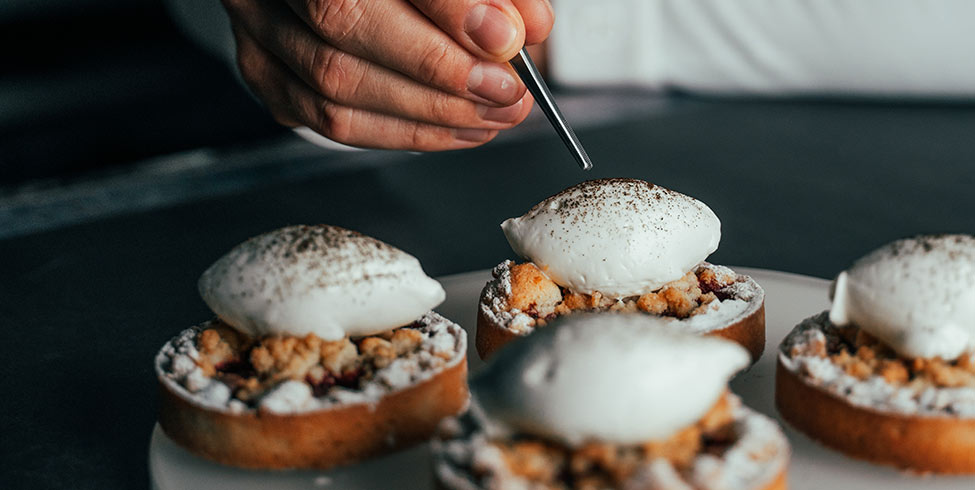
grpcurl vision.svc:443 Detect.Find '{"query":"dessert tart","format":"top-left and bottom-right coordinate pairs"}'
top-left (477, 179), bottom-right (765, 360)
top-left (155, 225), bottom-right (468, 469)
top-left (775, 235), bottom-right (975, 473)
top-left (435, 314), bottom-right (790, 490)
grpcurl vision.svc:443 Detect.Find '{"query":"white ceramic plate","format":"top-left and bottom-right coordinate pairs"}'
top-left (149, 268), bottom-right (974, 489)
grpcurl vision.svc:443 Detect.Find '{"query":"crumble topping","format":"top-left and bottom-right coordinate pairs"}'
top-left (434, 394), bottom-right (788, 490)
top-left (780, 312), bottom-right (975, 416)
top-left (481, 261), bottom-right (761, 335)
top-left (155, 312), bottom-right (466, 414)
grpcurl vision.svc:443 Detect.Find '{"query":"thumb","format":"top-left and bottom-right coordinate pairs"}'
top-left (410, 0), bottom-right (527, 62)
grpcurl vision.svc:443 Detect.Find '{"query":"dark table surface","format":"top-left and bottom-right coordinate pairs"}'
top-left (3, 96), bottom-right (975, 488)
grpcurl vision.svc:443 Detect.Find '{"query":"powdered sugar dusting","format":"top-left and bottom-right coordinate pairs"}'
top-left (155, 312), bottom-right (466, 414)
top-left (691, 402), bottom-right (788, 488)
top-left (479, 261), bottom-right (521, 332)
top-left (779, 312), bottom-right (975, 417)
top-left (259, 380), bottom-right (314, 413)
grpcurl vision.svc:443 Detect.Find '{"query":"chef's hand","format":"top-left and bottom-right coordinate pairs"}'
top-left (221, 0), bottom-right (554, 150)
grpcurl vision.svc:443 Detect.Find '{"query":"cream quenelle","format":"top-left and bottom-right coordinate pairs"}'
top-left (829, 234), bottom-right (975, 361)
top-left (198, 225), bottom-right (445, 340)
top-left (501, 179), bottom-right (721, 298)
top-left (472, 313), bottom-right (750, 446)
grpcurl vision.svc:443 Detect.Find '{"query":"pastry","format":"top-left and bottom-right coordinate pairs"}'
top-left (435, 313), bottom-right (790, 489)
top-left (776, 234), bottom-right (975, 473)
top-left (155, 225), bottom-right (468, 469)
top-left (477, 178), bottom-right (765, 360)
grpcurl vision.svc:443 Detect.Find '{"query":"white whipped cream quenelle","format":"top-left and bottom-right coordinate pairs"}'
top-left (472, 313), bottom-right (749, 446)
top-left (829, 235), bottom-right (975, 360)
top-left (501, 179), bottom-right (721, 298)
top-left (198, 225), bottom-right (445, 340)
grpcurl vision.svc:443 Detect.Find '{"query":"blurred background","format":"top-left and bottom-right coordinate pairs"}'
top-left (4, 0), bottom-right (974, 241)
top-left (0, 0), bottom-right (286, 186)
top-left (3, 2), bottom-right (975, 489)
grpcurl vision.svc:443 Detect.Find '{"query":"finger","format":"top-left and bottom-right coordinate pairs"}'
top-left (281, 0), bottom-right (525, 106)
top-left (226, 0), bottom-right (528, 129)
top-left (408, 0), bottom-right (523, 61)
top-left (234, 27), bottom-right (502, 151)
top-left (409, 0), bottom-right (553, 59)
top-left (231, 25), bottom-right (302, 127)
top-left (510, 0), bottom-right (554, 45)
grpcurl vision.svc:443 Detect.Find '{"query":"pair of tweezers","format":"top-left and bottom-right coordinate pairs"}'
top-left (509, 48), bottom-right (593, 171)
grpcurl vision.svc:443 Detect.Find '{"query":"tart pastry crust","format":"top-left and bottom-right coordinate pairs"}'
top-left (776, 313), bottom-right (975, 473)
top-left (156, 313), bottom-right (468, 469)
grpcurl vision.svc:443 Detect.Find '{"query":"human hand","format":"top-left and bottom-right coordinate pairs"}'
top-left (221, 0), bottom-right (554, 150)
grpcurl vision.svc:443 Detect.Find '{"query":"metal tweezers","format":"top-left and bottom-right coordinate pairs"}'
top-left (510, 48), bottom-right (593, 171)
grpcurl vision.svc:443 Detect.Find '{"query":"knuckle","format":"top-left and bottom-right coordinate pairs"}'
top-left (408, 123), bottom-right (441, 151)
top-left (427, 93), bottom-right (461, 125)
top-left (310, 0), bottom-right (367, 43)
top-left (415, 42), bottom-right (460, 90)
top-left (315, 101), bottom-right (354, 143)
top-left (312, 47), bottom-right (364, 102)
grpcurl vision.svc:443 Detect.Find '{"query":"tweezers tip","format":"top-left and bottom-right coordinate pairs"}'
top-left (577, 153), bottom-right (593, 171)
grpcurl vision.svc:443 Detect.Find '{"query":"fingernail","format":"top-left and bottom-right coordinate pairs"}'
top-left (468, 63), bottom-right (520, 105)
top-left (465, 5), bottom-right (519, 56)
top-left (478, 98), bottom-right (524, 123)
top-left (454, 128), bottom-right (494, 142)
